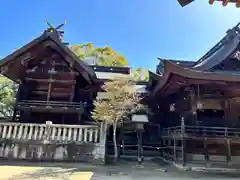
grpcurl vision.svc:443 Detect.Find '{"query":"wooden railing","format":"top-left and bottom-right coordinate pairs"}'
top-left (162, 125), bottom-right (240, 138)
top-left (0, 121), bottom-right (100, 144)
top-left (16, 100), bottom-right (86, 113)
top-left (17, 100), bottom-right (85, 108)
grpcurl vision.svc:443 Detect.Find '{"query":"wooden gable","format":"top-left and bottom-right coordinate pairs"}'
top-left (0, 30), bottom-right (97, 84)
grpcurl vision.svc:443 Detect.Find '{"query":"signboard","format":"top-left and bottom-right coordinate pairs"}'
top-left (131, 115), bottom-right (149, 123)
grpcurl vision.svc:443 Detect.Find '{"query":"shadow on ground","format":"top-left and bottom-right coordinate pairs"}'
top-left (1, 159), bottom-right (240, 179)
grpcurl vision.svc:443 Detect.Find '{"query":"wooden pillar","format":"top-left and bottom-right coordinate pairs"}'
top-left (181, 117), bottom-right (186, 166)
top-left (61, 116), bottom-right (65, 124)
top-left (227, 99), bottom-right (231, 121)
top-left (226, 139), bottom-right (232, 166)
top-left (47, 74), bottom-right (52, 102)
top-left (203, 137), bottom-right (209, 167)
top-left (11, 106), bottom-right (17, 121)
top-left (224, 99), bottom-right (231, 121)
top-left (173, 136), bottom-right (177, 161)
top-left (69, 84), bottom-right (75, 102)
top-left (69, 62), bottom-right (76, 102)
top-left (190, 87), bottom-right (198, 126)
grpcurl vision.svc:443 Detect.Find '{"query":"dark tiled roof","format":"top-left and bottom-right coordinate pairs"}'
top-left (192, 27), bottom-right (240, 71)
top-left (158, 58), bottom-right (195, 67)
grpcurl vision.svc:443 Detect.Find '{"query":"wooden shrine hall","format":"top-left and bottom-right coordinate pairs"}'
top-left (0, 25), bottom-right (100, 125)
top-left (0, 24), bottom-right (146, 125)
top-left (0, 24), bottom-right (149, 163)
top-left (147, 22), bottom-right (240, 166)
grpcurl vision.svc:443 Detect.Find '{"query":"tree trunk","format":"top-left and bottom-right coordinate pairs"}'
top-left (113, 121), bottom-right (118, 163)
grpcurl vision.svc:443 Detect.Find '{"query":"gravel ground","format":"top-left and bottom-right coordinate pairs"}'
top-left (0, 161), bottom-right (240, 180)
top-left (0, 165), bottom-right (93, 180)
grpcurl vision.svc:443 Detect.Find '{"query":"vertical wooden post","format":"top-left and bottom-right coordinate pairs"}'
top-left (190, 89), bottom-right (197, 125)
top-left (181, 116), bottom-right (186, 166)
top-left (173, 136), bottom-right (177, 161)
top-left (69, 84), bottom-right (75, 102)
top-left (61, 116), bottom-right (65, 124)
top-left (203, 137), bottom-right (209, 167)
top-left (78, 113), bottom-right (81, 124)
top-left (47, 60), bottom-right (56, 102)
top-left (69, 62), bottom-right (76, 102)
top-left (226, 139), bottom-right (232, 166)
top-left (228, 99), bottom-right (231, 121)
top-left (47, 74), bottom-right (52, 102)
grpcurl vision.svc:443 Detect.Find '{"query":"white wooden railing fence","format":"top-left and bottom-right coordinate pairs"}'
top-left (0, 121), bottom-right (100, 144)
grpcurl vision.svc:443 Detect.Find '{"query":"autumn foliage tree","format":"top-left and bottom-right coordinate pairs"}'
top-left (71, 43), bottom-right (128, 66)
top-left (71, 43), bottom-right (149, 81)
top-left (91, 77), bottom-right (148, 162)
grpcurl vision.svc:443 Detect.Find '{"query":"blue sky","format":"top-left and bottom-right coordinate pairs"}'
top-left (1, 0), bottom-right (240, 71)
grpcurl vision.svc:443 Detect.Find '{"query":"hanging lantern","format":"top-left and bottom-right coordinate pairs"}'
top-left (169, 103), bottom-right (175, 112)
top-left (209, 0), bottom-right (215, 5)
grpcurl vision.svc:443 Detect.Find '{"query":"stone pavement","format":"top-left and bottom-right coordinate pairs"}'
top-left (0, 160), bottom-right (240, 180)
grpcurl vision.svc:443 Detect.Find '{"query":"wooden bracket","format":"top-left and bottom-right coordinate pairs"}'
top-left (20, 52), bottom-right (31, 66)
top-left (0, 66), bottom-right (8, 74)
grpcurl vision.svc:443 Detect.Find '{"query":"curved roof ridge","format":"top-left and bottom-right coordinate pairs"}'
top-left (193, 25), bottom-right (240, 68)
top-left (192, 28), bottom-right (240, 71)
top-left (163, 59), bottom-right (240, 79)
top-left (151, 60), bottom-right (240, 96)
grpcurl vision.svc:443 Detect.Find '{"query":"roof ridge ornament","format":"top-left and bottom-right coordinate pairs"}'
top-left (44, 20), bottom-right (67, 43)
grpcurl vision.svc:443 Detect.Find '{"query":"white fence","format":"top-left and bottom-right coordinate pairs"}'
top-left (0, 122), bottom-right (100, 143)
top-left (0, 122), bottom-right (105, 162)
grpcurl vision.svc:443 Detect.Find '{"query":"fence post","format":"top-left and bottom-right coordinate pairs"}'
top-left (93, 122), bottom-right (107, 164)
top-left (43, 121), bottom-right (52, 144)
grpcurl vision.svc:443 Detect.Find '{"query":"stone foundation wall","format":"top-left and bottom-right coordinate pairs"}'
top-left (0, 142), bottom-right (105, 164)
top-left (0, 122), bottom-right (107, 164)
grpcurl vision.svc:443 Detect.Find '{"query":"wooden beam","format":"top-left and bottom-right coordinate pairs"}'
top-left (32, 91), bottom-right (71, 97)
top-left (52, 87), bottom-right (73, 93)
top-left (25, 77), bottom-right (76, 84)
top-left (26, 71), bottom-right (78, 80)
top-left (35, 85), bottom-right (49, 90)
top-left (41, 61), bottom-right (66, 66)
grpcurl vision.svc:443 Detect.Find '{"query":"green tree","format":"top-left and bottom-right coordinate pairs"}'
top-left (71, 43), bottom-right (149, 81)
top-left (133, 68), bottom-right (149, 81)
top-left (71, 43), bottom-right (128, 67)
top-left (92, 77), bottom-right (148, 162)
top-left (0, 77), bottom-right (18, 118)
